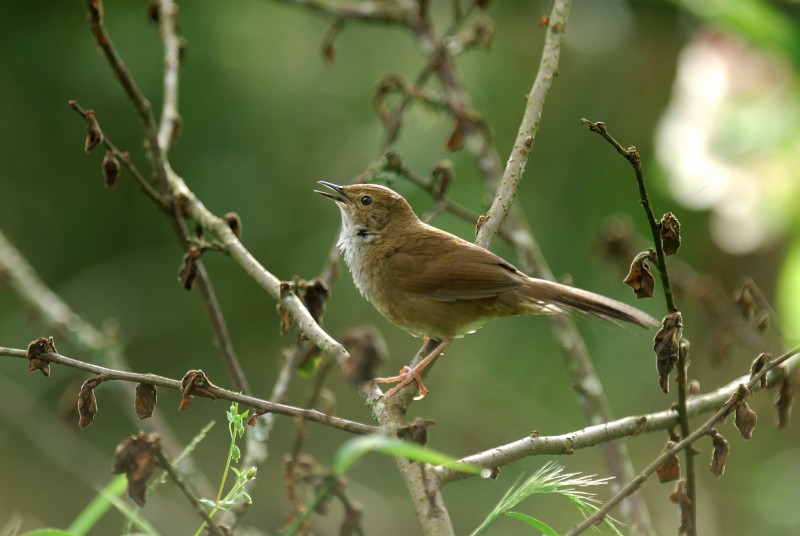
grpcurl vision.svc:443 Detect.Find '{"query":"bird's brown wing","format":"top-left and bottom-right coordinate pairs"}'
top-left (384, 230), bottom-right (524, 302)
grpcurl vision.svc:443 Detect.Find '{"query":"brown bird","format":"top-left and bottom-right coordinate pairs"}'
top-left (316, 181), bottom-right (657, 397)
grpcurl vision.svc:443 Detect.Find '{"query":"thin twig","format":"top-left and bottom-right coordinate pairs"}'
top-left (1, 346), bottom-right (377, 435)
top-left (565, 345), bottom-right (800, 536)
top-left (273, 0), bottom-right (411, 23)
top-left (157, 0), bottom-right (181, 152)
top-left (474, 0), bottom-right (571, 249)
top-left (582, 118), bottom-right (694, 533)
top-left (79, 1), bottom-right (359, 396)
top-left (83, 0), bottom-right (168, 187)
top-left (68, 100), bottom-right (169, 210)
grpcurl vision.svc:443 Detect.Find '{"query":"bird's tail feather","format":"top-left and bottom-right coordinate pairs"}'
top-left (522, 279), bottom-right (659, 329)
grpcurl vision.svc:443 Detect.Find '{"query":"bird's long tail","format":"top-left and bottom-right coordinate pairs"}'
top-left (521, 279), bottom-right (659, 328)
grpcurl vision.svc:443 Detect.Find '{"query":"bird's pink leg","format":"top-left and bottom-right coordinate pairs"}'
top-left (374, 339), bottom-right (452, 400)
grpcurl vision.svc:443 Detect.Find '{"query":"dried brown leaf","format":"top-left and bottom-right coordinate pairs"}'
top-left (775, 373), bottom-right (794, 429)
top-left (101, 150), bottom-right (120, 189)
top-left (624, 250), bottom-right (656, 299)
top-left (223, 212), bottom-right (242, 239)
top-left (178, 369), bottom-right (219, 411)
top-left (111, 433), bottom-right (161, 506)
top-left (83, 111), bottom-right (103, 153)
top-left (659, 212), bottom-right (681, 255)
top-left (135, 383), bottom-right (157, 420)
top-left (26, 336), bottom-right (56, 377)
top-left (749, 352), bottom-right (770, 390)
top-left (654, 312), bottom-right (683, 393)
top-left (77, 379), bottom-right (100, 429)
top-left (177, 246), bottom-right (202, 291)
top-left (340, 328), bottom-right (388, 385)
top-left (708, 429), bottom-right (730, 477)
top-left (656, 439), bottom-right (681, 483)
top-left (397, 417), bottom-right (437, 446)
top-left (735, 400), bottom-right (757, 439)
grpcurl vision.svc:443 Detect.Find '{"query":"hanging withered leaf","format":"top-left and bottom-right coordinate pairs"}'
top-left (446, 118), bottom-right (466, 151)
top-left (735, 400), bottom-right (757, 439)
top-left (670, 479), bottom-right (694, 536)
top-left (656, 439), bottom-right (681, 483)
top-left (732, 280), bottom-right (756, 321)
top-left (77, 375), bottom-right (106, 429)
top-left (774, 371), bottom-right (794, 430)
top-left (178, 369), bottom-right (218, 411)
top-left (78, 383), bottom-right (97, 428)
top-left (397, 417), bottom-right (437, 446)
top-left (749, 352), bottom-right (770, 390)
top-left (223, 212), bottom-right (242, 239)
top-left (83, 110), bottom-right (103, 153)
top-left (301, 279), bottom-right (330, 324)
top-left (708, 429), bottom-right (730, 477)
top-left (659, 212), bottom-right (681, 255)
top-left (654, 312), bottom-right (683, 393)
top-left (101, 150), bottom-right (120, 189)
top-left (111, 433), bottom-right (161, 506)
top-left (340, 327), bottom-right (388, 386)
top-left (135, 383), bottom-right (157, 420)
top-left (623, 250), bottom-right (656, 299)
top-left (26, 336), bottom-right (56, 377)
top-left (177, 246), bottom-right (202, 290)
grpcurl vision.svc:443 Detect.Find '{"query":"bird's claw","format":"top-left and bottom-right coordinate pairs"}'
top-left (374, 366), bottom-right (429, 400)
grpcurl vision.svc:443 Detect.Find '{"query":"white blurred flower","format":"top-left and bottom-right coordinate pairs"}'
top-left (655, 30), bottom-right (800, 254)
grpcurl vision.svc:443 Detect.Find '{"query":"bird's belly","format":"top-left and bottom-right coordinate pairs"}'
top-left (370, 292), bottom-right (500, 340)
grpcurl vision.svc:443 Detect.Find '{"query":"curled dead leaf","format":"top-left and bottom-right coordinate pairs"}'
top-left (624, 250), bottom-right (656, 299)
top-left (659, 212), bottom-right (681, 255)
top-left (26, 336), bottom-right (56, 377)
top-left (708, 429), bottom-right (730, 477)
top-left (654, 312), bottom-right (683, 393)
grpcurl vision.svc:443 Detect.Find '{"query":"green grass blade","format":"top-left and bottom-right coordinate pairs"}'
top-left (66, 475), bottom-right (127, 535)
top-left (505, 512), bottom-right (559, 536)
top-left (333, 434), bottom-right (479, 475)
top-left (99, 489), bottom-right (161, 536)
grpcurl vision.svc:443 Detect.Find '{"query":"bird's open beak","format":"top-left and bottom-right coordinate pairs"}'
top-left (314, 181), bottom-right (351, 204)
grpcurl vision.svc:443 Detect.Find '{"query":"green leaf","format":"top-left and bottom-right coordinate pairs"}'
top-left (21, 531), bottom-right (77, 536)
top-left (332, 434), bottom-right (479, 475)
top-left (198, 498), bottom-right (217, 508)
top-left (67, 475), bottom-right (127, 535)
top-left (232, 444), bottom-right (241, 462)
top-left (778, 238), bottom-right (800, 337)
top-left (505, 512), bottom-right (559, 536)
top-left (296, 353), bottom-right (321, 378)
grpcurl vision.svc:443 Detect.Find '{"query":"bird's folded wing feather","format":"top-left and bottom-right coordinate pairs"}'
top-left (385, 233), bottom-right (524, 301)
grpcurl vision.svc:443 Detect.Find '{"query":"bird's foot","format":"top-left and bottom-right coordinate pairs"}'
top-left (374, 366), bottom-right (429, 400)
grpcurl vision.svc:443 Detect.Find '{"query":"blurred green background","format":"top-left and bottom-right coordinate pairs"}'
top-left (1, 0), bottom-right (799, 534)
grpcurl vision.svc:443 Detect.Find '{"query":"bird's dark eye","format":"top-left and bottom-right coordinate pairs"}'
top-left (360, 195), bottom-right (373, 206)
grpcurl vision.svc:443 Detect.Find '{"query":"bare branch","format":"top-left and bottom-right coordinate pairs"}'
top-left (565, 345), bottom-right (800, 536)
top-left (1, 346), bottom-right (377, 436)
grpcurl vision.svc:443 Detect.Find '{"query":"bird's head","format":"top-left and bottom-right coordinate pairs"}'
top-left (315, 181), bottom-right (418, 238)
